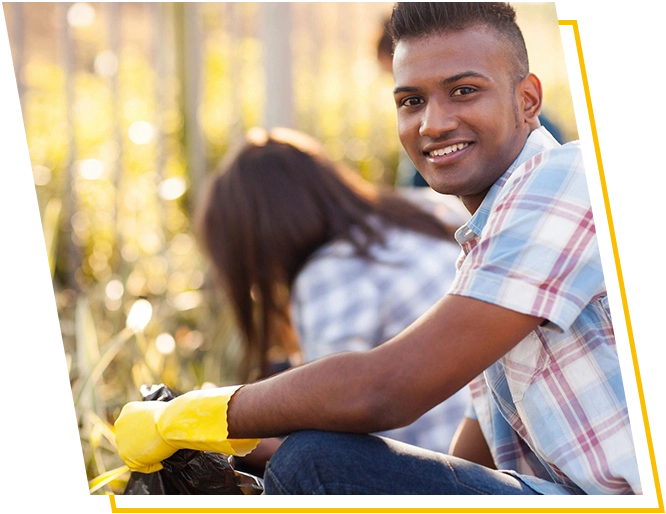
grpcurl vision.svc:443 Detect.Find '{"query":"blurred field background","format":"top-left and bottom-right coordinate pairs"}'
top-left (3, 2), bottom-right (577, 494)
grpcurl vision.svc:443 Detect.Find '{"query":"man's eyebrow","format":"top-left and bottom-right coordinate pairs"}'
top-left (440, 71), bottom-right (490, 86)
top-left (393, 71), bottom-right (491, 95)
top-left (393, 85), bottom-right (419, 95)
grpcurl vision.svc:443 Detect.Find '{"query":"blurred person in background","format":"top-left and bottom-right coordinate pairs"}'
top-left (194, 127), bottom-right (469, 474)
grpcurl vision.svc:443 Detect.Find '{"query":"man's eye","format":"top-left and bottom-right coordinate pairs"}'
top-left (451, 87), bottom-right (476, 97)
top-left (401, 96), bottom-right (423, 107)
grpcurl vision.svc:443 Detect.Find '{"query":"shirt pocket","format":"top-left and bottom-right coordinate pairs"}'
top-left (500, 331), bottom-right (551, 403)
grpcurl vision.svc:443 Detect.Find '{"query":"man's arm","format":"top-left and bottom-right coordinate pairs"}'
top-left (227, 293), bottom-right (543, 439)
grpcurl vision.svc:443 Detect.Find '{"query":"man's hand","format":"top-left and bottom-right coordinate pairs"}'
top-left (114, 386), bottom-right (260, 473)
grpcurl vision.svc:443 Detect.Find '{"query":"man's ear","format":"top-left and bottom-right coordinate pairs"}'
top-left (519, 73), bottom-right (543, 126)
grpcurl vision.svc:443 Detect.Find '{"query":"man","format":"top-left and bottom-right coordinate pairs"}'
top-left (376, 16), bottom-right (431, 188)
top-left (115, 2), bottom-right (640, 495)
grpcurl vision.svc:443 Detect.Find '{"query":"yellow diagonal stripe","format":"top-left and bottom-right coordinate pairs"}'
top-left (559, 20), bottom-right (664, 507)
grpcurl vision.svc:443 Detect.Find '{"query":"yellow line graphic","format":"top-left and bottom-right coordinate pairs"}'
top-left (559, 20), bottom-right (664, 507)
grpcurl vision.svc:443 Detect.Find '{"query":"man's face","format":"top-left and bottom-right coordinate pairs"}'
top-left (393, 26), bottom-right (538, 213)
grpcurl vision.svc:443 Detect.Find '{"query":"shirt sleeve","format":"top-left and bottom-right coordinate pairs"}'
top-left (291, 249), bottom-right (382, 361)
top-left (450, 143), bottom-right (606, 332)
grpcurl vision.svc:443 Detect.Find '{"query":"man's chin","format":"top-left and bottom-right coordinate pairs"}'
top-left (421, 178), bottom-right (459, 196)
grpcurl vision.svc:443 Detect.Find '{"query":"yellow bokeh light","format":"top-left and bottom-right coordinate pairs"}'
top-left (93, 50), bottom-right (118, 78)
top-left (67, 3), bottom-right (95, 28)
top-left (32, 165), bottom-right (52, 186)
top-left (105, 279), bottom-right (124, 301)
top-left (77, 159), bottom-right (105, 180)
top-left (128, 121), bottom-right (155, 145)
top-left (125, 298), bottom-right (153, 332)
top-left (172, 290), bottom-right (203, 312)
top-left (155, 333), bottom-right (176, 355)
top-left (158, 177), bottom-right (188, 201)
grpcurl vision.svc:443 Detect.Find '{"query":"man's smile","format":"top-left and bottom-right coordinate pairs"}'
top-left (426, 142), bottom-right (470, 157)
top-left (423, 141), bottom-right (473, 165)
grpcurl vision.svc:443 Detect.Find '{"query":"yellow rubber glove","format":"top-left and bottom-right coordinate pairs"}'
top-left (115, 385), bottom-right (260, 473)
top-left (114, 400), bottom-right (175, 474)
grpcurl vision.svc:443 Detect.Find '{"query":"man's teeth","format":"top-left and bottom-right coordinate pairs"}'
top-left (429, 143), bottom-right (469, 157)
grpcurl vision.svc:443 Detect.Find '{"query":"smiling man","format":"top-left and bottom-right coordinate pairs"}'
top-left (114, 2), bottom-right (640, 495)
top-left (391, 12), bottom-right (540, 213)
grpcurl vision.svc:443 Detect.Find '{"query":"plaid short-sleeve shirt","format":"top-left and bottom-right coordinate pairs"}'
top-left (449, 127), bottom-right (640, 495)
top-left (291, 207), bottom-right (469, 454)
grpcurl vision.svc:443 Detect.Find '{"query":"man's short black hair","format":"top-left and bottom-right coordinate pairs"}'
top-left (387, 2), bottom-right (529, 81)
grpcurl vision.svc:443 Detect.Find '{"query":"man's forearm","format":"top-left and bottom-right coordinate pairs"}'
top-left (226, 294), bottom-right (543, 441)
top-left (227, 350), bottom-right (398, 439)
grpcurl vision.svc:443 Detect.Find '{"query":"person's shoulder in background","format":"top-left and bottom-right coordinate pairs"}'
top-left (397, 187), bottom-right (470, 233)
top-left (539, 112), bottom-right (566, 144)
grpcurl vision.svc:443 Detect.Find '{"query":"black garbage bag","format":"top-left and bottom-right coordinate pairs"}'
top-left (123, 384), bottom-right (264, 495)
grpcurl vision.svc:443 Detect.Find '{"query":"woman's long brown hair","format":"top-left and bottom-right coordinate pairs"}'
top-left (195, 128), bottom-right (455, 381)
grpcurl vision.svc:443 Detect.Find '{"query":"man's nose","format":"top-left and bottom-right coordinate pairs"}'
top-left (419, 101), bottom-right (458, 138)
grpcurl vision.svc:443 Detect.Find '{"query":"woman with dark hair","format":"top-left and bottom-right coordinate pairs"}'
top-left (195, 127), bottom-right (468, 462)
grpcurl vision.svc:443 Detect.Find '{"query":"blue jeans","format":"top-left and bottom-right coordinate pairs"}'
top-left (264, 430), bottom-right (541, 495)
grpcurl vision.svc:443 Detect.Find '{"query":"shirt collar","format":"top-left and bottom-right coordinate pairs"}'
top-left (454, 127), bottom-right (561, 245)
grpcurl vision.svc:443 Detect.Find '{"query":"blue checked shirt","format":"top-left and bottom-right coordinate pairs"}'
top-left (449, 127), bottom-right (641, 494)
top-left (291, 199), bottom-right (469, 454)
